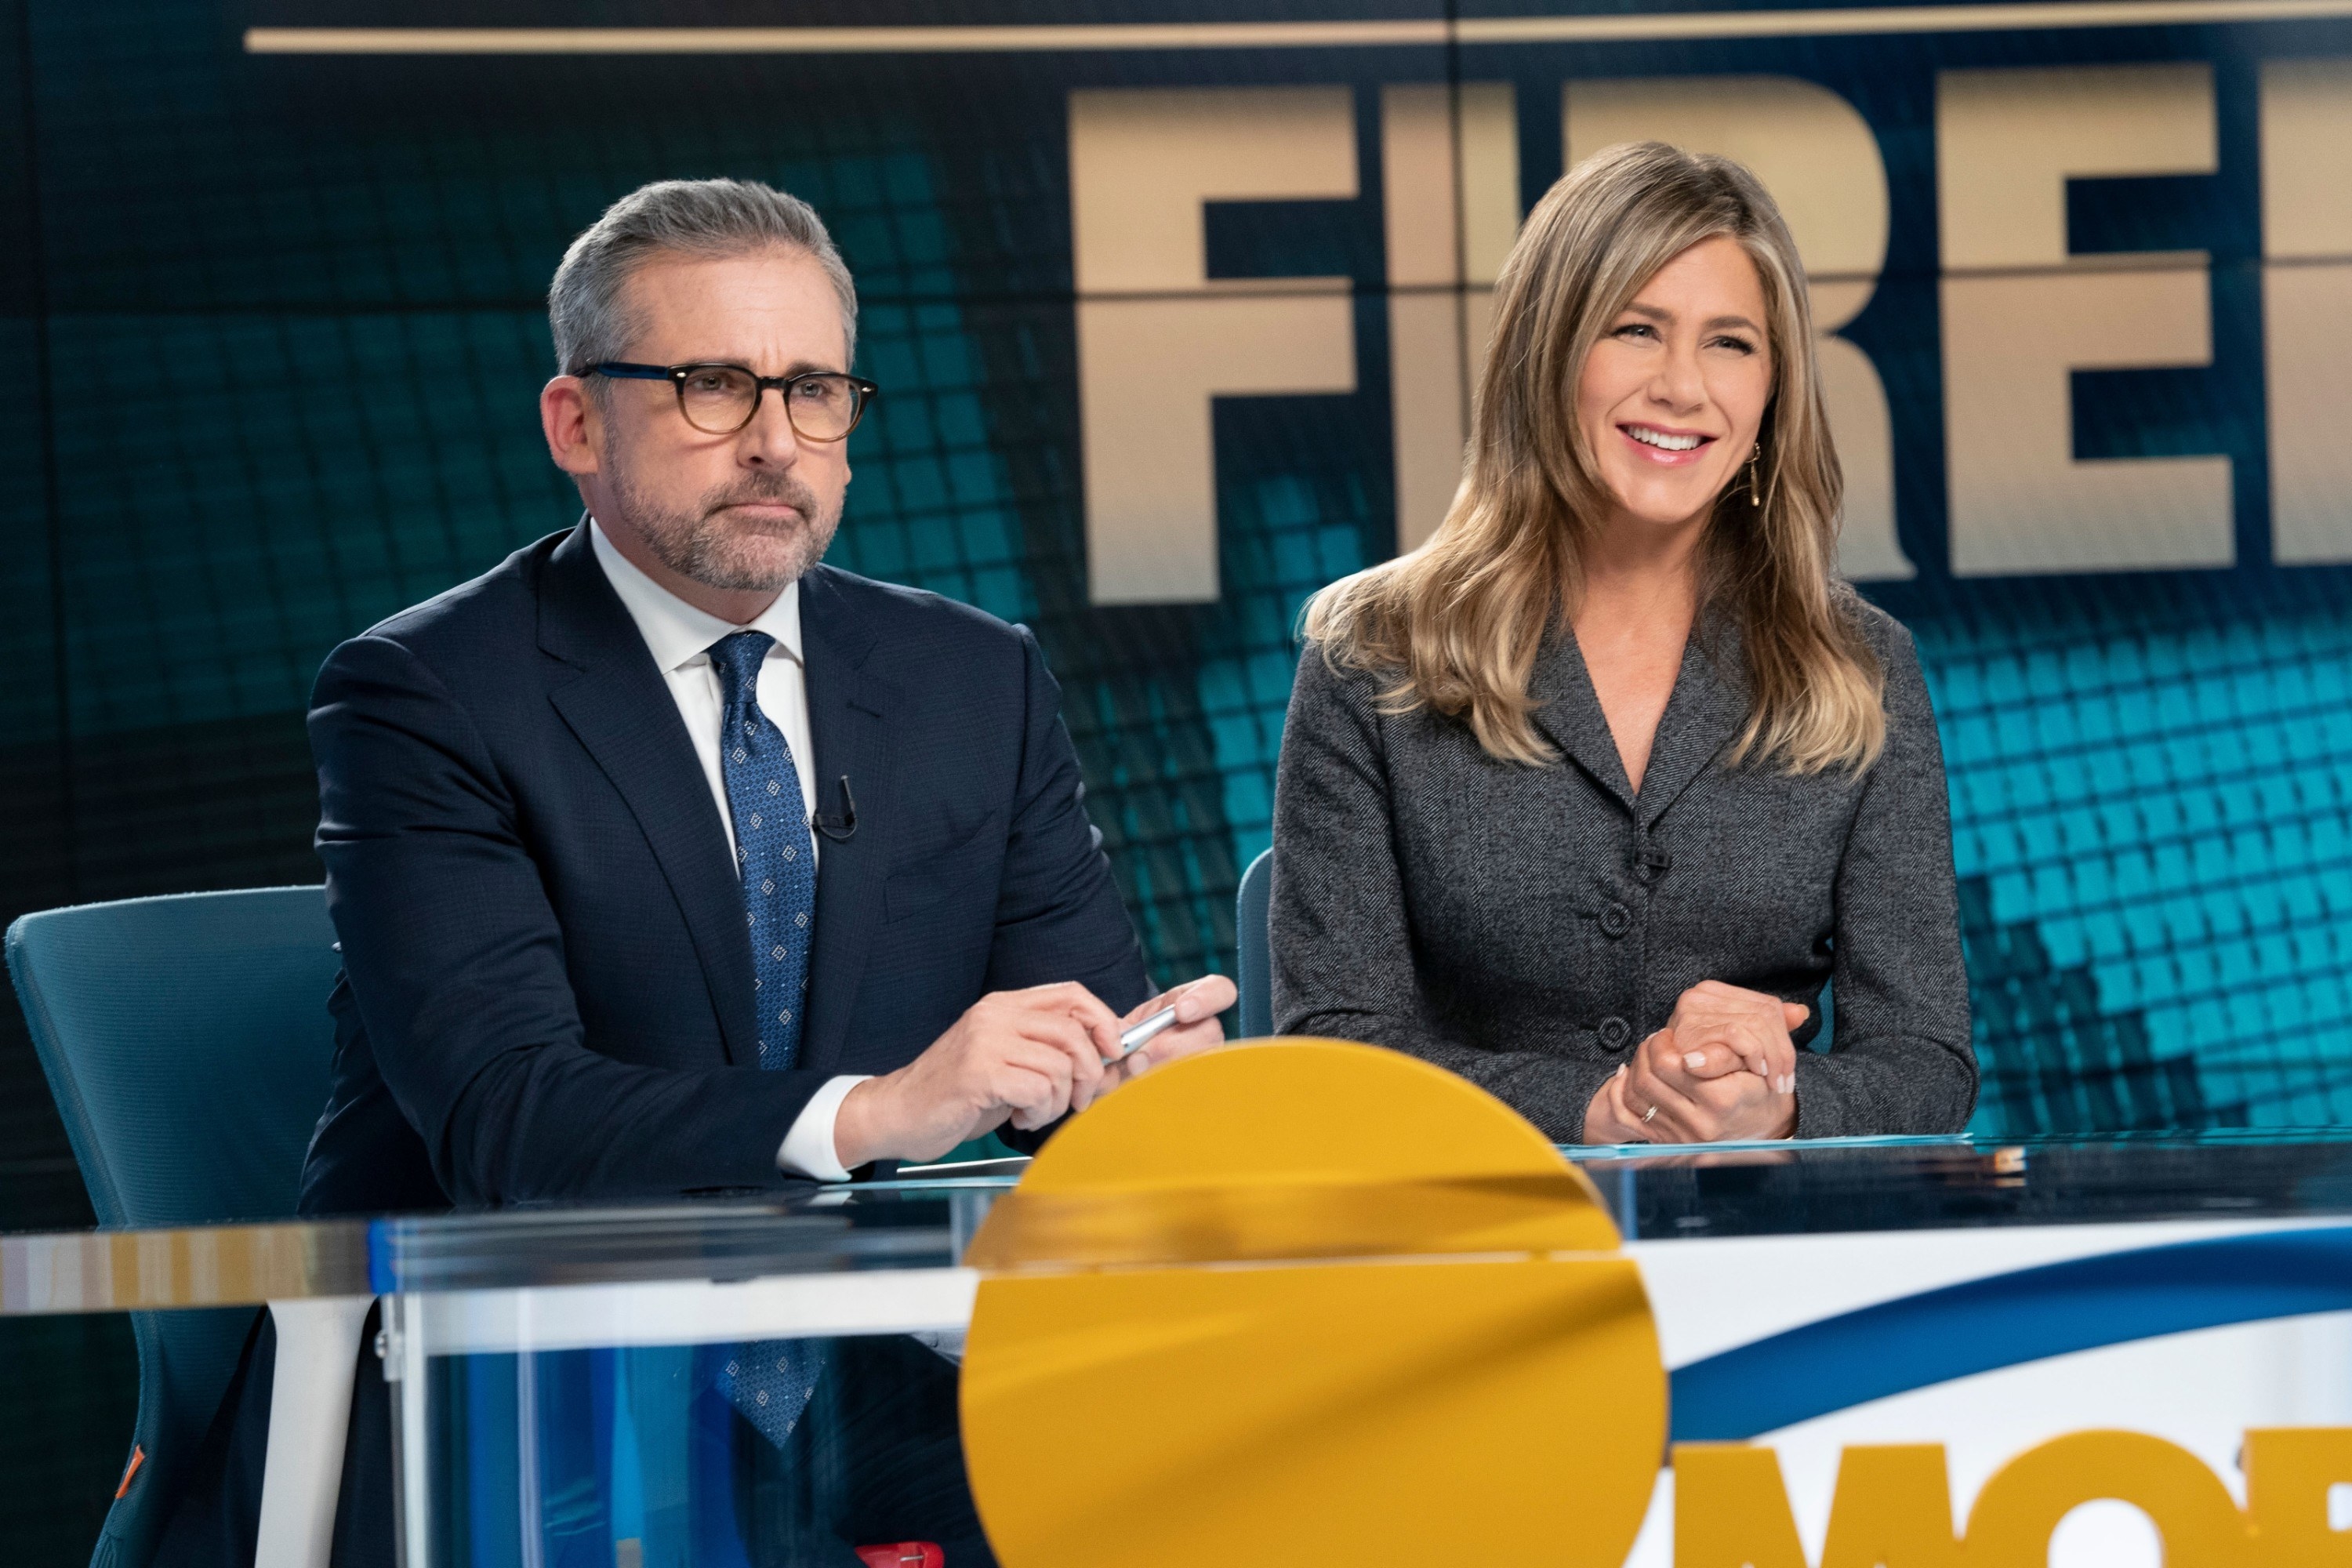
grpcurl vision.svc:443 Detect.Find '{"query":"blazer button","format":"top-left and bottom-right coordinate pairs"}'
top-left (1598, 1016), bottom-right (1632, 1051)
top-left (1599, 902), bottom-right (1632, 938)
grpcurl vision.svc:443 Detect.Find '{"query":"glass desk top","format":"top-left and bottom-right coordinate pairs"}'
top-left (10, 1129), bottom-right (2352, 1316)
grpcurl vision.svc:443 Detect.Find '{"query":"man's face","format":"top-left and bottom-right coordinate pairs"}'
top-left (591, 249), bottom-right (854, 592)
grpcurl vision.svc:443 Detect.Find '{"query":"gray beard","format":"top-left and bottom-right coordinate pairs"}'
top-left (610, 467), bottom-right (842, 592)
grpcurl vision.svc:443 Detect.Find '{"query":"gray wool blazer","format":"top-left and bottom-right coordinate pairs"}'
top-left (1269, 601), bottom-right (1976, 1142)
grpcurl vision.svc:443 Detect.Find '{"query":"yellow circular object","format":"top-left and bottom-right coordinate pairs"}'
top-left (960, 1039), bottom-right (1666, 1568)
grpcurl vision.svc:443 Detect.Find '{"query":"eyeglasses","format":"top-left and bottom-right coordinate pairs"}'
top-left (581, 362), bottom-right (880, 441)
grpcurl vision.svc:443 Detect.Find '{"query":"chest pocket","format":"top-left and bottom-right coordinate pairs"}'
top-left (884, 812), bottom-right (1005, 921)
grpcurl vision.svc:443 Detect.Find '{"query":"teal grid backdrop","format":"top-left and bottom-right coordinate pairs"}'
top-left (7, 2), bottom-right (2352, 1552)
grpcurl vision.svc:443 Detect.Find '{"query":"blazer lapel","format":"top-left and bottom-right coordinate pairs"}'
top-left (795, 566), bottom-right (893, 1077)
top-left (1633, 609), bottom-right (1750, 830)
top-left (536, 523), bottom-right (760, 1066)
top-left (1530, 628), bottom-right (1638, 814)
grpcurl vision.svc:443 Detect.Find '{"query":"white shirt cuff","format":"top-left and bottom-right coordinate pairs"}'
top-left (777, 1075), bottom-right (874, 1182)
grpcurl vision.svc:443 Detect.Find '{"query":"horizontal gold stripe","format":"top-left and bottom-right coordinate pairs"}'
top-left (244, 2), bottom-right (2352, 56)
top-left (240, 22), bottom-right (1444, 55)
top-left (0, 1221), bottom-right (372, 1315)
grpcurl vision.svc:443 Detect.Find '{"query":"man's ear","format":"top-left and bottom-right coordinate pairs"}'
top-left (541, 376), bottom-right (601, 477)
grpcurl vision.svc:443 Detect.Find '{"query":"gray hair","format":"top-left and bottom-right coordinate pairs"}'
top-left (548, 178), bottom-right (859, 379)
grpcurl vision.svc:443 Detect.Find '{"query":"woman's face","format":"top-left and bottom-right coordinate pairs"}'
top-left (1574, 234), bottom-right (1777, 536)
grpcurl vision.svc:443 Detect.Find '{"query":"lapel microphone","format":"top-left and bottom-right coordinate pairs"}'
top-left (811, 775), bottom-right (858, 841)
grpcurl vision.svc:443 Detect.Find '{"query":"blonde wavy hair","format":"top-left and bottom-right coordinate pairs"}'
top-left (1305, 140), bottom-right (1885, 773)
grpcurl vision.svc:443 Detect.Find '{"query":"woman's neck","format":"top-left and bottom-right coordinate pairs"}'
top-left (1573, 507), bottom-right (1705, 635)
top-left (1570, 508), bottom-right (1708, 795)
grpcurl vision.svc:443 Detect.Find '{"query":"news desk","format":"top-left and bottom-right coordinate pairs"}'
top-left (11, 1105), bottom-right (2352, 1565)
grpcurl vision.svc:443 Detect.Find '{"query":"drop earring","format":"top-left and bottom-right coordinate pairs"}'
top-left (1748, 443), bottom-right (1763, 508)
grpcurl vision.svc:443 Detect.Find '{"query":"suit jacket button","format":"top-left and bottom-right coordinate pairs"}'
top-left (1599, 902), bottom-right (1632, 938)
top-left (1598, 1016), bottom-right (1632, 1050)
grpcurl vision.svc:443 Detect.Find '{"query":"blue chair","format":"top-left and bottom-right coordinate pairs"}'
top-left (1236, 848), bottom-right (1274, 1039)
top-left (6, 887), bottom-right (341, 1568)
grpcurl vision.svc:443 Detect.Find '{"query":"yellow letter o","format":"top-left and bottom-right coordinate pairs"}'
top-left (1965, 1430), bottom-right (2248, 1568)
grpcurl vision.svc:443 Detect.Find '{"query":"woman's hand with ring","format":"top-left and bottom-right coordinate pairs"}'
top-left (1616, 1028), bottom-right (1722, 1142)
top-left (1581, 985), bottom-right (1806, 1143)
top-left (1667, 982), bottom-right (1807, 1097)
top-left (1666, 981), bottom-right (1806, 1092)
top-left (1623, 1001), bottom-right (1799, 1142)
top-left (1581, 1062), bottom-right (1661, 1143)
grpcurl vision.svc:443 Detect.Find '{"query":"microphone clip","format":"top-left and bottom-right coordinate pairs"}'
top-left (811, 775), bottom-right (858, 841)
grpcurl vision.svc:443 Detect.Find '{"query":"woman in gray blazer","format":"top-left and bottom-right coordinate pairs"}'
top-left (1271, 142), bottom-right (1974, 1144)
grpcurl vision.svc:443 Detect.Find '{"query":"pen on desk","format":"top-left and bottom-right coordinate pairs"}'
top-left (1107, 1003), bottom-right (1180, 1062)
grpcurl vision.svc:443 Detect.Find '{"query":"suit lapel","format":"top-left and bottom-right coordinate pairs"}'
top-left (1530, 628), bottom-right (1638, 814)
top-left (537, 524), bottom-right (759, 1066)
top-left (1632, 609), bottom-right (1749, 830)
top-left (796, 566), bottom-right (892, 1077)
top-left (1530, 609), bottom-right (1748, 826)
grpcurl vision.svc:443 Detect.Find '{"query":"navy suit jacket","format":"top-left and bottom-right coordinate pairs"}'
top-left (297, 522), bottom-right (1149, 1215)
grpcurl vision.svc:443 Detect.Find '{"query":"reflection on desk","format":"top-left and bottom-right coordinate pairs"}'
top-left (11, 1129), bottom-right (2352, 1312)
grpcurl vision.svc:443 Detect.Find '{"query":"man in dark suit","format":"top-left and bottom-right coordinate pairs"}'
top-left (162, 178), bottom-right (1230, 1566)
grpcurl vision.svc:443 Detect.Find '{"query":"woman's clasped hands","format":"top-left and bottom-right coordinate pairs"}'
top-left (1584, 980), bottom-right (1807, 1143)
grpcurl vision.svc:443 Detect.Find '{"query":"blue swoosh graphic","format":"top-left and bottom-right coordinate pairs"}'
top-left (1668, 1225), bottom-right (2352, 1442)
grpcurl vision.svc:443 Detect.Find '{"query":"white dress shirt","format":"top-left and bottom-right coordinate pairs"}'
top-left (590, 520), bottom-right (869, 1181)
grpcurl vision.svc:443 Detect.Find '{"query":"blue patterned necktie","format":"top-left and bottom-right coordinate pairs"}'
top-left (706, 630), bottom-right (824, 1447)
top-left (710, 630), bottom-right (819, 1072)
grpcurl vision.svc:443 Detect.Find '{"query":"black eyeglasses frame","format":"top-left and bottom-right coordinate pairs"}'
top-left (579, 361), bottom-right (880, 441)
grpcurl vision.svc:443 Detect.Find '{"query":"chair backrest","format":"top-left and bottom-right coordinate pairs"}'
top-left (5, 887), bottom-right (340, 1568)
top-left (1236, 848), bottom-right (1273, 1040)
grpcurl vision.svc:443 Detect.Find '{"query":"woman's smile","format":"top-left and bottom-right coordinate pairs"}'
top-left (1618, 421), bottom-right (1717, 465)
